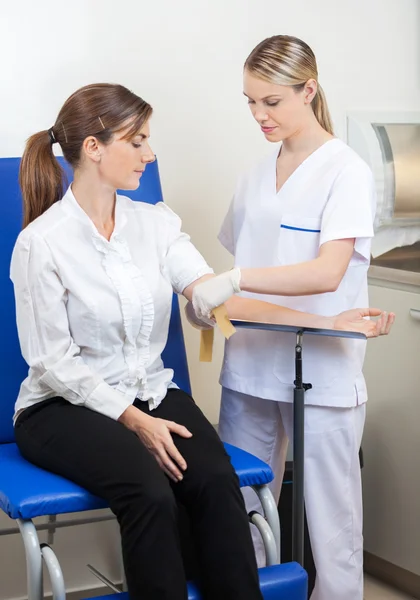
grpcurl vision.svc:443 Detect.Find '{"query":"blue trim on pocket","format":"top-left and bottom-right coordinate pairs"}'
top-left (281, 224), bottom-right (321, 233)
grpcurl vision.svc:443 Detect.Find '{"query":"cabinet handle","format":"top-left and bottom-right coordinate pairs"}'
top-left (409, 308), bottom-right (420, 321)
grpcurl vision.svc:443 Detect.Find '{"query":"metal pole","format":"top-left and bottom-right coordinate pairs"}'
top-left (47, 515), bottom-right (57, 546)
top-left (292, 332), bottom-right (311, 566)
top-left (17, 520), bottom-right (43, 600)
top-left (86, 564), bottom-right (122, 593)
top-left (41, 544), bottom-right (66, 600)
top-left (0, 514), bottom-right (116, 538)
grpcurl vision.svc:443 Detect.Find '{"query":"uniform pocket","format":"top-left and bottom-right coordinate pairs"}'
top-left (277, 215), bottom-right (322, 265)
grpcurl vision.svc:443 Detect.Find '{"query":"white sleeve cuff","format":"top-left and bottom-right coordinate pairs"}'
top-left (319, 229), bottom-right (374, 247)
top-left (85, 382), bottom-right (134, 421)
top-left (176, 266), bottom-right (214, 294)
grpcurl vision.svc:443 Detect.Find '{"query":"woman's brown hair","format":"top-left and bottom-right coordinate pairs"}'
top-left (19, 83), bottom-right (153, 227)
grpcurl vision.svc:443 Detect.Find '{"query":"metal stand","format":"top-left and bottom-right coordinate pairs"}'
top-left (292, 332), bottom-right (312, 566)
top-left (231, 319), bottom-right (365, 570)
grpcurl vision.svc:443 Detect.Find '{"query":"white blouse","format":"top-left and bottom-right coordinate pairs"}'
top-left (11, 187), bottom-right (213, 422)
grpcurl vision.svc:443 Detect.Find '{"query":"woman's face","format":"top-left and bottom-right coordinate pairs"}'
top-left (94, 119), bottom-right (155, 191)
top-left (243, 70), bottom-right (316, 143)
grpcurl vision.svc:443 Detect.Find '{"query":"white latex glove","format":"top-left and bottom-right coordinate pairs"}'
top-left (184, 302), bottom-right (215, 330)
top-left (192, 268), bottom-right (242, 319)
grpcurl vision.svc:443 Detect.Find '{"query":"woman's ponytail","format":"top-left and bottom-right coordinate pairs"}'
top-left (19, 128), bottom-right (64, 228)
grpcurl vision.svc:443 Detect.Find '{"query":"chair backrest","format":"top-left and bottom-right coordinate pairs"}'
top-left (0, 157), bottom-right (191, 444)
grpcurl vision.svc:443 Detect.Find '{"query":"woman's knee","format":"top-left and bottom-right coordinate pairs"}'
top-left (110, 475), bottom-right (177, 519)
top-left (189, 454), bottom-right (239, 495)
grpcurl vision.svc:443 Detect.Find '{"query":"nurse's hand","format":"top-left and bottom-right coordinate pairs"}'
top-left (118, 405), bottom-right (192, 482)
top-left (332, 308), bottom-right (395, 338)
top-left (192, 268), bottom-right (242, 319)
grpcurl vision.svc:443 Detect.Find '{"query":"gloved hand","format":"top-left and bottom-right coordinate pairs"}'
top-left (192, 268), bottom-right (242, 319)
top-left (184, 302), bottom-right (215, 330)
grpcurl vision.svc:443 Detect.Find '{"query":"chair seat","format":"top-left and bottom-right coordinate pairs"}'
top-left (0, 443), bottom-right (107, 519)
top-left (0, 441), bottom-right (273, 520)
top-left (223, 442), bottom-right (274, 487)
top-left (83, 563), bottom-right (308, 600)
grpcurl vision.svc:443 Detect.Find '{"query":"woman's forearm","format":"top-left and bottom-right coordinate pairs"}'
top-left (225, 296), bottom-right (333, 329)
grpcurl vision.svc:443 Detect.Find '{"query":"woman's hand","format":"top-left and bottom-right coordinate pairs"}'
top-left (330, 308), bottom-right (395, 338)
top-left (118, 406), bottom-right (192, 482)
top-left (184, 302), bottom-right (215, 330)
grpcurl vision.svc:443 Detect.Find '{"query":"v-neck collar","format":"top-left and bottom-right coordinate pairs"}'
top-left (273, 138), bottom-right (343, 196)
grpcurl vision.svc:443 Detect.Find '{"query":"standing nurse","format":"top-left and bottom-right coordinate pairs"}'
top-left (192, 35), bottom-right (390, 600)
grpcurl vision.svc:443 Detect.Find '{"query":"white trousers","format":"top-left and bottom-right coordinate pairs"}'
top-left (218, 387), bottom-right (366, 600)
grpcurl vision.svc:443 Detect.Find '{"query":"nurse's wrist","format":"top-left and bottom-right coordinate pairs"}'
top-left (237, 267), bottom-right (249, 292)
top-left (230, 267), bottom-right (242, 293)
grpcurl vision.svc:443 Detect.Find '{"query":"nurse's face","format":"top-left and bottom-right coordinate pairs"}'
top-left (243, 70), bottom-right (316, 142)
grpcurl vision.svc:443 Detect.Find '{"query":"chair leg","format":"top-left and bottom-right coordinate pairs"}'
top-left (41, 544), bottom-right (66, 600)
top-left (17, 519), bottom-right (43, 600)
top-left (249, 512), bottom-right (278, 566)
top-left (47, 514), bottom-right (57, 546)
top-left (252, 484), bottom-right (281, 563)
top-left (86, 564), bottom-right (122, 593)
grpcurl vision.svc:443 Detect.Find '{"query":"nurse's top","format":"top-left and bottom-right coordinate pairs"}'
top-left (219, 138), bottom-right (376, 408)
top-left (11, 188), bottom-right (212, 422)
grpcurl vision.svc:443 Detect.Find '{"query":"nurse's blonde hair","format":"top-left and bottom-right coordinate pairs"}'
top-left (245, 35), bottom-right (334, 135)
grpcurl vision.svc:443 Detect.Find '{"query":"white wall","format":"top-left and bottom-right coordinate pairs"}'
top-left (0, 0), bottom-right (419, 597)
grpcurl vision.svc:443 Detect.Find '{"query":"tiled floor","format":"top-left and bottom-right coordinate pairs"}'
top-left (365, 575), bottom-right (416, 599)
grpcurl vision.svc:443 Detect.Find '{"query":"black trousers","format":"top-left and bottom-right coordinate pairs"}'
top-left (15, 389), bottom-right (262, 600)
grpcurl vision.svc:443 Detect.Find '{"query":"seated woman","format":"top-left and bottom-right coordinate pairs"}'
top-left (11, 83), bottom-right (392, 600)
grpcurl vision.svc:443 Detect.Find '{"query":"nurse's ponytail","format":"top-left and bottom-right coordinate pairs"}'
top-left (20, 84), bottom-right (152, 228)
top-left (311, 83), bottom-right (333, 136)
top-left (245, 35), bottom-right (334, 136)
